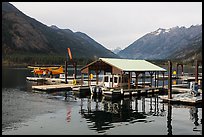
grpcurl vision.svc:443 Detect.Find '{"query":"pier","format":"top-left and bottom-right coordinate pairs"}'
top-left (27, 58), bottom-right (202, 105)
top-left (32, 84), bottom-right (74, 91)
top-left (159, 93), bottom-right (202, 105)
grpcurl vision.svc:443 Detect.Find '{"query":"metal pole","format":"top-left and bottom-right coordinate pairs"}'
top-left (168, 61), bottom-right (172, 99)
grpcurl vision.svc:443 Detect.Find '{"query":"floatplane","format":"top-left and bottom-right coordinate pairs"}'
top-left (26, 48), bottom-right (78, 85)
top-left (27, 65), bottom-right (64, 76)
top-left (26, 65), bottom-right (66, 84)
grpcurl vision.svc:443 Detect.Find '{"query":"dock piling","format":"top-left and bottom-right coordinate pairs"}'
top-left (168, 61), bottom-right (172, 99)
top-left (195, 60), bottom-right (198, 83)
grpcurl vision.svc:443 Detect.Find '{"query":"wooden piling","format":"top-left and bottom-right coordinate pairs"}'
top-left (168, 61), bottom-right (172, 99)
top-left (195, 60), bottom-right (198, 83)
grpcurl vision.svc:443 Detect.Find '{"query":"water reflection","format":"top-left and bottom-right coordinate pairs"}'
top-left (78, 95), bottom-right (165, 133)
top-left (167, 101), bottom-right (172, 135)
top-left (189, 106), bottom-right (201, 132)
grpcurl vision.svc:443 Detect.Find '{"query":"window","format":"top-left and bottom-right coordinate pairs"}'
top-left (119, 77), bottom-right (121, 83)
top-left (104, 76), bottom-right (108, 82)
top-left (114, 77), bottom-right (117, 83)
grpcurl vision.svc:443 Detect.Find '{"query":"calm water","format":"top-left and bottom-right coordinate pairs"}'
top-left (2, 67), bottom-right (202, 135)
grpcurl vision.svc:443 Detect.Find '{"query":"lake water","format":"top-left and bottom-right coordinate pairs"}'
top-left (2, 67), bottom-right (202, 135)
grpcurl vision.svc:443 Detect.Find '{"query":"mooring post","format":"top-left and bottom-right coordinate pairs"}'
top-left (168, 61), bottom-right (172, 99)
top-left (65, 60), bottom-right (68, 84)
top-left (195, 60), bottom-right (198, 83)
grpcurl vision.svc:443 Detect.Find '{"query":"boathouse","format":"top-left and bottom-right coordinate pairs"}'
top-left (81, 58), bottom-right (166, 89)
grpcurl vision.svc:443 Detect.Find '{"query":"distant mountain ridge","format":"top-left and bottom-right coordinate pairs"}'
top-left (118, 25), bottom-right (202, 62)
top-left (2, 2), bottom-right (118, 64)
top-left (112, 47), bottom-right (122, 54)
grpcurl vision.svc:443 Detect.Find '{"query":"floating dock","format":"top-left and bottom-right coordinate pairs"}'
top-left (159, 93), bottom-right (202, 105)
top-left (179, 76), bottom-right (202, 81)
top-left (32, 84), bottom-right (74, 91)
top-left (102, 87), bottom-right (165, 98)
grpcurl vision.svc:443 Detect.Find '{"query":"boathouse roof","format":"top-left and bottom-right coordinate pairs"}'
top-left (81, 58), bottom-right (166, 74)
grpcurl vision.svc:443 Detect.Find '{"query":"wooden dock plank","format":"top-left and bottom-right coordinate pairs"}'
top-left (172, 87), bottom-right (191, 93)
top-left (159, 93), bottom-right (202, 105)
top-left (32, 84), bottom-right (75, 91)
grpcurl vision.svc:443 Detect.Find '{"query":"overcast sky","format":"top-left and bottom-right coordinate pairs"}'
top-left (10, 2), bottom-right (202, 50)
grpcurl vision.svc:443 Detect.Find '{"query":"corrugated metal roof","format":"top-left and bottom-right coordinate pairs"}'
top-left (99, 58), bottom-right (166, 72)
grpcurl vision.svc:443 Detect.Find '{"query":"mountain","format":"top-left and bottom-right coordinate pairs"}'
top-left (2, 2), bottom-right (118, 65)
top-left (112, 47), bottom-right (122, 54)
top-left (168, 33), bottom-right (202, 63)
top-left (118, 25), bottom-right (202, 62)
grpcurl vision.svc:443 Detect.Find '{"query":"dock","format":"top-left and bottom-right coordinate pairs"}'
top-left (32, 84), bottom-right (74, 91)
top-left (102, 86), bottom-right (165, 98)
top-left (31, 83), bottom-right (91, 96)
top-left (159, 93), bottom-right (202, 105)
top-left (179, 76), bottom-right (202, 81)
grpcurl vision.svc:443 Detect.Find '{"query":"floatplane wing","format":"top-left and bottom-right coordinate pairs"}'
top-left (28, 66), bottom-right (64, 75)
top-left (27, 66), bottom-right (59, 69)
